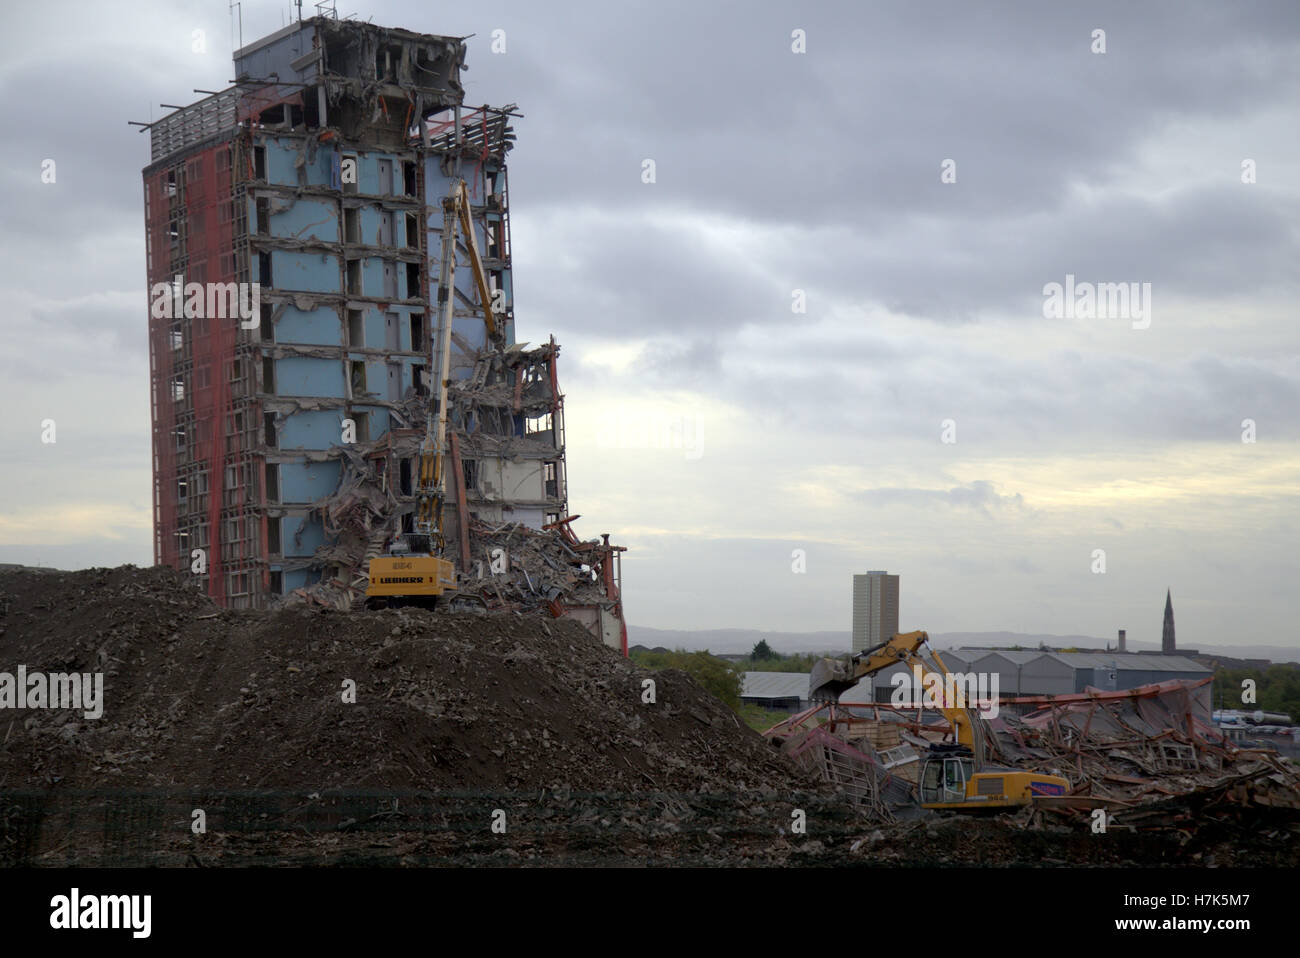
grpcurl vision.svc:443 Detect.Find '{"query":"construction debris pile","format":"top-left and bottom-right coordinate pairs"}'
top-left (766, 707), bottom-right (925, 819)
top-left (766, 680), bottom-right (1300, 839)
top-left (0, 566), bottom-right (801, 793)
top-left (464, 519), bottom-right (619, 614)
top-left (447, 341), bottom-right (561, 448)
top-left (997, 682), bottom-right (1300, 830)
top-left (283, 339), bottom-right (624, 634)
top-left (0, 565), bottom-right (823, 865)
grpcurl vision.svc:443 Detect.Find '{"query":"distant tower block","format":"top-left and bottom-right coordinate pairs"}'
top-left (1162, 590), bottom-right (1176, 653)
top-left (852, 571), bottom-right (899, 654)
top-left (1118, 629), bottom-right (1127, 652)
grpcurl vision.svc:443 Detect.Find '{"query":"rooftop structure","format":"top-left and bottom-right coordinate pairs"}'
top-left (740, 672), bottom-right (813, 712)
top-left (839, 648), bottom-right (1211, 703)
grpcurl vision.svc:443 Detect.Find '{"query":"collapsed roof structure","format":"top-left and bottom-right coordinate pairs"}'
top-left (766, 678), bottom-right (1300, 829)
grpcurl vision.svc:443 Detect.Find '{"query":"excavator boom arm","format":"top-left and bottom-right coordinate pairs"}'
top-left (455, 191), bottom-right (499, 343)
top-left (368, 179), bottom-right (504, 604)
top-left (417, 179), bottom-right (504, 546)
top-left (809, 632), bottom-right (1068, 808)
top-left (807, 630), bottom-right (928, 699)
top-left (809, 630), bottom-right (981, 753)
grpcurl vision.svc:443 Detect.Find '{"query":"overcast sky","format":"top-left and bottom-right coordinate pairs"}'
top-left (0, 1), bottom-right (1296, 649)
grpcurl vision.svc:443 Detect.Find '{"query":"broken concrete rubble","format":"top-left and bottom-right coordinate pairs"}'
top-left (997, 679), bottom-right (1300, 830)
top-left (765, 677), bottom-right (1300, 835)
top-left (0, 564), bottom-right (815, 866)
top-left (281, 339), bottom-right (626, 650)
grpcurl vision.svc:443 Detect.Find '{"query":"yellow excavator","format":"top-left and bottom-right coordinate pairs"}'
top-left (809, 631), bottom-right (1069, 811)
top-left (365, 178), bottom-right (503, 608)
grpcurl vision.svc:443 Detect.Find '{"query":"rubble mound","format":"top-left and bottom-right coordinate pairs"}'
top-left (845, 815), bottom-right (1299, 868)
top-left (0, 565), bottom-right (809, 795)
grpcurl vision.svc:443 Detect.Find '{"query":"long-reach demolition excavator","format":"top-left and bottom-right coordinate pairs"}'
top-left (808, 631), bottom-right (1069, 811)
top-left (364, 178), bottom-right (504, 609)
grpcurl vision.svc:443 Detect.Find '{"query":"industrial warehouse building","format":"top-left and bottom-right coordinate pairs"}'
top-left (838, 650), bottom-right (1211, 704)
top-left (992, 651), bottom-right (1212, 696)
top-left (741, 673), bottom-right (812, 713)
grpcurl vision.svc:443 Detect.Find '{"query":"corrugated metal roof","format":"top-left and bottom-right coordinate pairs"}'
top-left (1116, 654), bottom-right (1211, 672)
top-left (741, 672), bottom-right (810, 700)
top-left (935, 650), bottom-right (975, 668)
top-left (969, 650), bottom-right (1043, 666)
top-left (1035, 652), bottom-right (1210, 672)
top-left (1020, 654), bottom-right (1078, 673)
top-left (1038, 652), bottom-right (1110, 669)
top-left (952, 650), bottom-right (1210, 673)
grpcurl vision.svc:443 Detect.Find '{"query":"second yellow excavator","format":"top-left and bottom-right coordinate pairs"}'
top-left (809, 631), bottom-right (1069, 811)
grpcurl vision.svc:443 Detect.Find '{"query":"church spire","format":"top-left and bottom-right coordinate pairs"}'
top-left (1162, 589), bottom-right (1176, 653)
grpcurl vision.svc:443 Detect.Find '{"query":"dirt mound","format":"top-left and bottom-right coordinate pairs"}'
top-left (845, 815), bottom-right (1298, 868)
top-left (0, 565), bottom-right (810, 796)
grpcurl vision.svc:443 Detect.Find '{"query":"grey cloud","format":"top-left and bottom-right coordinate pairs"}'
top-left (561, 318), bottom-right (1300, 446)
top-left (859, 480), bottom-right (1027, 517)
top-left (637, 337), bottom-right (724, 384)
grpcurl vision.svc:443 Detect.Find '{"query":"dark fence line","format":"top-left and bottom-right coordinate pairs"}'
top-left (0, 788), bottom-right (860, 866)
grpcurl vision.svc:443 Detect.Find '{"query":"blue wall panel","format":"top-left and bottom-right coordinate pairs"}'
top-left (283, 568), bottom-right (314, 591)
top-left (273, 251), bottom-right (340, 294)
top-left (280, 460), bottom-right (342, 503)
top-left (364, 360), bottom-right (386, 398)
top-left (360, 257), bottom-right (386, 297)
top-left (263, 137), bottom-right (335, 188)
top-left (276, 305), bottom-right (341, 346)
top-left (277, 356), bottom-right (344, 397)
top-left (361, 306), bottom-right (384, 349)
top-left (280, 409), bottom-right (344, 449)
top-left (400, 210), bottom-right (423, 247)
top-left (271, 196), bottom-right (338, 243)
top-left (283, 513), bottom-right (326, 556)
top-left (266, 138), bottom-right (300, 186)
top-left (302, 145), bottom-right (333, 187)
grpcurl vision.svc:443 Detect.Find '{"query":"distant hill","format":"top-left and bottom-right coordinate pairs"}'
top-left (627, 626), bottom-right (850, 657)
top-left (626, 625), bottom-right (1300, 665)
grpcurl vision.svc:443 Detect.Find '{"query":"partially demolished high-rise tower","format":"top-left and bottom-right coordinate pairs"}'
top-left (142, 15), bottom-right (626, 651)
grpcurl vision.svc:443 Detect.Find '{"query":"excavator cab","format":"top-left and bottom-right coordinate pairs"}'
top-left (920, 746), bottom-right (976, 806)
top-left (943, 755), bottom-right (974, 804)
top-left (398, 533), bottom-right (432, 554)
